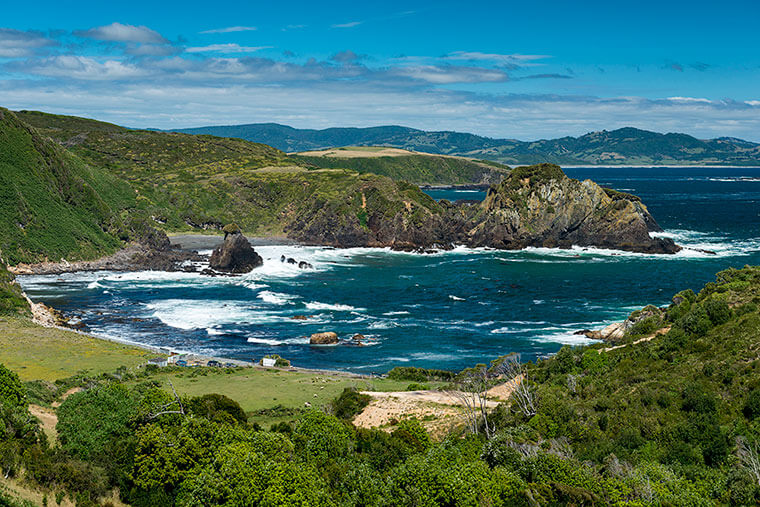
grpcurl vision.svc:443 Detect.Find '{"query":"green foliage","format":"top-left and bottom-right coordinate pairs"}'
top-left (386, 366), bottom-right (456, 382)
top-left (329, 388), bottom-right (370, 420)
top-left (392, 418), bottom-right (432, 452)
top-left (187, 393), bottom-right (247, 424)
top-left (0, 264), bottom-right (29, 316)
top-left (0, 363), bottom-right (26, 407)
top-left (292, 410), bottom-right (352, 465)
top-left (0, 108), bottom-right (134, 264)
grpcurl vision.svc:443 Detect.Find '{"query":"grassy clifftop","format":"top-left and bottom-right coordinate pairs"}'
top-left (292, 147), bottom-right (510, 186)
top-left (13, 111), bottom-right (446, 238)
top-left (0, 108), bottom-right (137, 264)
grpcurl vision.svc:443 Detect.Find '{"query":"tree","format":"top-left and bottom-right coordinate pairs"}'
top-left (0, 363), bottom-right (25, 407)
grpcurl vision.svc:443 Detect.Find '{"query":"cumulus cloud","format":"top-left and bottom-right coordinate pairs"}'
top-left (75, 22), bottom-right (167, 44)
top-left (0, 28), bottom-right (56, 58)
top-left (200, 26), bottom-right (257, 34)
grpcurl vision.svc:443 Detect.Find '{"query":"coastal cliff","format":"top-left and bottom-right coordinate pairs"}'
top-left (287, 163), bottom-right (679, 254)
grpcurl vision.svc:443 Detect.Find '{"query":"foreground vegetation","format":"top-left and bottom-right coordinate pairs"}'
top-left (2, 265), bottom-right (760, 505)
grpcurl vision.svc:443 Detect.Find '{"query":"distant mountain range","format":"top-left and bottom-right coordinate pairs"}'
top-left (171, 124), bottom-right (760, 166)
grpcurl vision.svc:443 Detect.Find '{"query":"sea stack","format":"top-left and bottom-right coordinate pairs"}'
top-left (209, 225), bottom-right (263, 273)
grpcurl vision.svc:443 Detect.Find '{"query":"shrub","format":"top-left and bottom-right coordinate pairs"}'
top-left (0, 363), bottom-right (25, 407)
top-left (392, 418), bottom-right (431, 452)
top-left (743, 388), bottom-right (760, 419)
top-left (329, 388), bottom-right (370, 420)
top-left (703, 297), bottom-right (732, 326)
top-left (292, 410), bottom-right (352, 465)
top-left (387, 367), bottom-right (455, 382)
top-left (187, 393), bottom-right (247, 424)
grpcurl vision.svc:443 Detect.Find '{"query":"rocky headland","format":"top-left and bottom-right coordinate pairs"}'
top-left (287, 164), bottom-right (680, 255)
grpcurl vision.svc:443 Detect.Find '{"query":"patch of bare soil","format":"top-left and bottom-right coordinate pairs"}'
top-left (28, 404), bottom-right (58, 442)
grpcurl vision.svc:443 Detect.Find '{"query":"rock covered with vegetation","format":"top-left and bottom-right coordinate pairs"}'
top-left (468, 164), bottom-right (679, 253)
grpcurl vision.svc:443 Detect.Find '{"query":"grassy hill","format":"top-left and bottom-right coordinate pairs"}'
top-left (292, 146), bottom-right (510, 186)
top-left (14, 110), bottom-right (446, 239)
top-left (174, 122), bottom-right (760, 166)
top-left (0, 109), bottom-right (137, 264)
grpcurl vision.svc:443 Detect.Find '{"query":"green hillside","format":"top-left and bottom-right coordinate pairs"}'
top-left (293, 148), bottom-right (510, 185)
top-left (0, 108), bottom-right (136, 264)
top-left (15, 110), bottom-right (445, 239)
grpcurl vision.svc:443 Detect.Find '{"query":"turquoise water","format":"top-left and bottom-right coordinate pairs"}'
top-left (19, 168), bottom-right (760, 374)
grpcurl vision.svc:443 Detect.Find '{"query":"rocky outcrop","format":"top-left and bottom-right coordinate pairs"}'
top-left (580, 305), bottom-right (665, 342)
top-left (286, 164), bottom-right (680, 255)
top-left (8, 229), bottom-right (204, 275)
top-left (310, 332), bottom-right (339, 345)
top-left (209, 231), bottom-right (263, 273)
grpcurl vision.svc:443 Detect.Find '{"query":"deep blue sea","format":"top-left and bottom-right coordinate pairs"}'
top-left (19, 168), bottom-right (760, 374)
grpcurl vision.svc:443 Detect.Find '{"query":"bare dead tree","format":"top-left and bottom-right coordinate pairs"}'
top-left (448, 359), bottom-right (514, 439)
top-left (567, 374), bottom-right (579, 394)
top-left (737, 436), bottom-right (760, 486)
top-left (145, 380), bottom-right (186, 420)
top-left (504, 354), bottom-right (539, 417)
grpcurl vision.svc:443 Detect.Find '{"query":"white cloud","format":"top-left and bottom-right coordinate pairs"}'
top-left (200, 26), bottom-right (257, 34)
top-left (8, 55), bottom-right (147, 80)
top-left (667, 96), bottom-right (712, 103)
top-left (393, 65), bottom-right (509, 84)
top-left (331, 21), bottom-right (363, 29)
top-left (75, 22), bottom-right (167, 44)
top-left (446, 51), bottom-right (550, 63)
top-left (185, 44), bottom-right (271, 54)
top-left (0, 28), bottom-right (56, 58)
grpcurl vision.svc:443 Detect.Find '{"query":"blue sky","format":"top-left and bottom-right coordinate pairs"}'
top-left (1, 0), bottom-right (759, 140)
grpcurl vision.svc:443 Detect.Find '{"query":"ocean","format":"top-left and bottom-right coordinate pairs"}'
top-left (18, 167), bottom-right (760, 374)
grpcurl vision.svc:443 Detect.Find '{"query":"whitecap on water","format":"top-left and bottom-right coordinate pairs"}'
top-left (449, 295), bottom-right (465, 301)
top-left (305, 301), bottom-right (364, 312)
top-left (257, 290), bottom-right (297, 305)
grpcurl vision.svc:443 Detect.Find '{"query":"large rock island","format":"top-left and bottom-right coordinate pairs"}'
top-left (287, 163), bottom-right (679, 255)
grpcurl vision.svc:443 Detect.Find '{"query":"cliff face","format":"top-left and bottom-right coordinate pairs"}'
top-left (466, 164), bottom-right (679, 253)
top-left (287, 164), bottom-right (680, 254)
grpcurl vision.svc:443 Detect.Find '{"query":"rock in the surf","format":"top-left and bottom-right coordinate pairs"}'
top-left (209, 229), bottom-right (263, 273)
top-left (310, 332), bottom-right (339, 344)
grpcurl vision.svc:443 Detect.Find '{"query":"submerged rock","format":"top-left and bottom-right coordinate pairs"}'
top-left (310, 332), bottom-right (339, 345)
top-left (209, 230), bottom-right (263, 273)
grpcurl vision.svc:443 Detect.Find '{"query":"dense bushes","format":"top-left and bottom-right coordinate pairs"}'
top-left (387, 366), bottom-right (456, 382)
top-left (330, 388), bottom-right (371, 419)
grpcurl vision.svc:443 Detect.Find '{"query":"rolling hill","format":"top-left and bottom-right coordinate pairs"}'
top-left (171, 123), bottom-right (760, 166)
top-left (292, 146), bottom-right (510, 186)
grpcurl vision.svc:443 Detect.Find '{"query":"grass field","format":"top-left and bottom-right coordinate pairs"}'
top-left (130, 367), bottom-right (443, 426)
top-left (0, 317), bottom-right (159, 381)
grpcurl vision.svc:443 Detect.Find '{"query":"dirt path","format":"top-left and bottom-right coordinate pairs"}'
top-left (28, 404), bottom-right (58, 442)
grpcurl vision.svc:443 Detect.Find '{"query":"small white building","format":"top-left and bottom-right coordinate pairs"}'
top-left (261, 357), bottom-right (277, 367)
top-left (147, 357), bottom-right (168, 368)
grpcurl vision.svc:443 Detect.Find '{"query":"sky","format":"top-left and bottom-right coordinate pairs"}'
top-left (1, 0), bottom-right (759, 141)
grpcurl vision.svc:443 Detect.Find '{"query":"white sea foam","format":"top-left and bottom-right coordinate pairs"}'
top-left (449, 295), bottom-right (465, 301)
top-left (145, 299), bottom-right (254, 330)
top-left (530, 331), bottom-right (600, 346)
top-left (383, 311), bottom-right (410, 316)
top-left (257, 291), bottom-right (297, 305)
top-left (87, 280), bottom-right (103, 289)
top-left (305, 301), bottom-right (363, 312)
